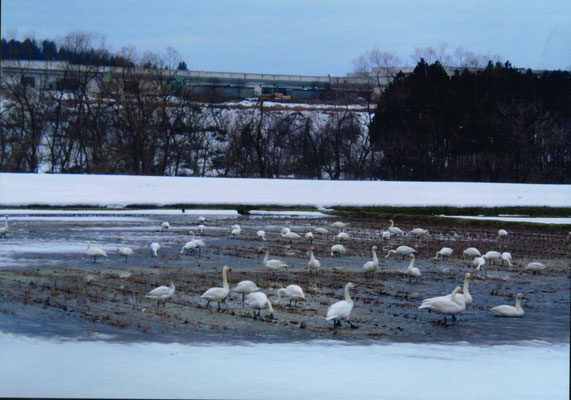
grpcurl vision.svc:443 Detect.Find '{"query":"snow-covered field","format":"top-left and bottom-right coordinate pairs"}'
top-left (0, 333), bottom-right (568, 400)
top-left (1, 173), bottom-right (570, 208)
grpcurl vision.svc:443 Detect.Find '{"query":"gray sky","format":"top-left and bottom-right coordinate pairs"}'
top-left (2, 0), bottom-right (570, 76)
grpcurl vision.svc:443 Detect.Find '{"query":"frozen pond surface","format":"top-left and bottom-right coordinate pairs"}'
top-left (0, 333), bottom-right (568, 399)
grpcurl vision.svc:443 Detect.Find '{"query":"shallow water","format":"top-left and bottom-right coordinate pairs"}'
top-left (0, 209), bottom-right (569, 345)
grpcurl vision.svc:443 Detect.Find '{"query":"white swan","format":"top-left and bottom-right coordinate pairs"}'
top-left (326, 282), bottom-right (358, 329)
top-left (433, 247), bottom-right (453, 261)
top-left (201, 266), bottom-right (231, 310)
top-left (497, 229), bottom-right (508, 239)
top-left (232, 280), bottom-right (260, 305)
top-left (419, 286), bottom-right (466, 323)
top-left (462, 247), bottom-right (481, 260)
top-left (525, 261), bottom-right (546, 274)
top-left (410, 228), bottom-right (429, 237)
top-left (404, 253), bottom-right (421, 282)
top-left (330, 244), bottom-right (347, 257)
top-left (314, 227), bottom-right (329, 234)
top-left (245, 292), bottom-right (274, 319)
top-left (277, 284), bottom-right (305, 307)
top-left (483, 250), bottom-right (501, 264)
top-left (362, 245), bottom-right (379, 276)
top-left (421, 273), bottom-right (472, 306)
top-left (85, 241), bottom-right (107, 263)
top-left (490, 293), bottom-right (524, 317)
top-left (381, 230), bottom-right (391, 241)
top-left (182, 231), bottom-right (206, 254)
top-left (473, 256), bottom-right (486, 276)
top-left (118, 236), bottom-right (134, 262)
top-left (263, 249), bottom-right (288, 273)
top-left (445, 273), bottom-right (472, 305)
top-left (332, 221), bottom-right (347, 229)
top-left (180, 241), bottom-right (197, 254)
top-left (198, 224), bottom-right (205, 233)
top-left (150, 242), bottom-right (161, 257)
top-left (308, 249), bottom-right (321, 274)
top-left (385, 245), bottom-right (416, 259)
top-left (388, 219), bottom-right (403, 236)
top-left (501, 252), bottom-right (513, 267)
top-left (145, 272), bottom-right (175, 307)
top-left (198, 216), bottom-right (206, 223)
top-left (336, 232), bottom-right (350, 242)
top-left (160, 221), bottom-right (170, 231)
top-left (257, 230), bottom-right (267, 241)
top-left (304, 231), bottom-right (314, 243)
top-left (230, 225), bottom-right (241, 237)
top-left (0, 216), bottom-right (8, 239)
top-left (281, 230), bottom-right (301, 243)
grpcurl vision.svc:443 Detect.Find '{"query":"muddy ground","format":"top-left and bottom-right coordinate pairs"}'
top-left (0, 211), bottom-right (569, 344)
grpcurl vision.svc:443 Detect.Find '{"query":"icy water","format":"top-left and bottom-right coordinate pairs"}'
top-left (0, 333), bottom-right (568, 399)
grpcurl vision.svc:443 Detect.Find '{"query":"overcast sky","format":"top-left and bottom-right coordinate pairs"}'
top-left (2, 0), bottom-right (570, 76)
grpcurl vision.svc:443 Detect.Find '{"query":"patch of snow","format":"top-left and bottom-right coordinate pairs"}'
top-left (0, 208), bottom-right (239, 216)
top-left (4, 216), bottom-right (147, 222)
top-left (443, 215), bottom-right (571, 225)
top-left (0, 333), bottom-right (567, 399)
top-left (1, 173), bottom-right (569, 208)
top-left (249, 210), bottom-right (329, 217)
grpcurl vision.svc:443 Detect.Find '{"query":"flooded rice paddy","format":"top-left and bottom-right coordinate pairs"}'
top-left (0, 209), bottom-right (569, 345)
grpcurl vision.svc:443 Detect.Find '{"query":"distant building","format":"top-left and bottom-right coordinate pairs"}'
top-left (0, 60), bottom-right (372, 102)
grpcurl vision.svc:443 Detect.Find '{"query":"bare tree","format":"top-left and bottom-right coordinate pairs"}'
top-left (0, 60), bottom-right (49, 172)
top-left (353, 49), bottom-right (401, 99)
top-left (411, 42), bottom-right (453, 67)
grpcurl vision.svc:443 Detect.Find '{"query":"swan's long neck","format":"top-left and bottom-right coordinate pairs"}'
top-left (385, 250), bottom-right (395, 258)
top-left (389, 220), bottom-right (394, 228)
top-left (451, 288), bottom-right (461, 305)
top-left (344, 284), bottom-right (353, 304)
top-left (190, 231), bottom-right (195, 239)
top-left (170, 278), bottom-right (175, 291)
top-left (277, 288), bottom-right (285, 300)
top-left (515, 296), bottom-right (522, 310)
top-left (463, 276), bottom-right (470, 296)
top-left (310, 251), bottom-right (315, 261)
top-left (264, 250), bottom-right (269, 264)
top-left (407, 257), bottom-right (415, 270)
top-left (372, 248), bottom-right (378, 264)
top-left (222, 269), bottom-right (229, 290)
top-left (266, 300), bottom-right (274, 315)
top-left (86, 241), bottom-right (91, 249)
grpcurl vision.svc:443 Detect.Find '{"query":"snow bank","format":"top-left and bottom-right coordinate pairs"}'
top-left (1, 173), bottom-right (569, 208)
top-left (0, 333), bottom-right (567, 399)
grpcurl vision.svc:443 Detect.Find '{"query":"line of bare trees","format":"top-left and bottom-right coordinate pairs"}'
top-left (1, 36), bottom-right (569, 182)
top-left (0, 63), bottom-right (376, 179)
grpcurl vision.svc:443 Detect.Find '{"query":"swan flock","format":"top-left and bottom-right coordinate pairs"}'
top-left (66, 213), bottom-right (550, 334)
